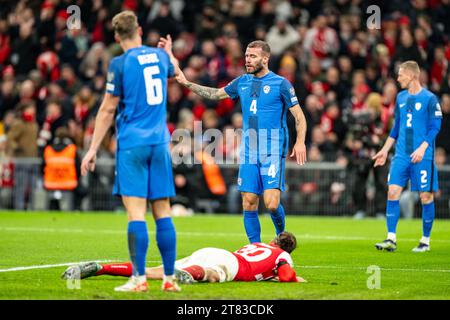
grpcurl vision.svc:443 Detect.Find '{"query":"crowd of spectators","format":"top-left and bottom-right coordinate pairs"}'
top-left (0, 0), bottom-right (449, 214)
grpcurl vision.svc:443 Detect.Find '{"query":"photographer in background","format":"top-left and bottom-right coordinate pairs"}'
top-left (344, 92), bottom-right (389, 219)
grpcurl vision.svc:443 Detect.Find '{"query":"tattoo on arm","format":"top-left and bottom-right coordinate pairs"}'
top-left (294, 109), bottom-right (307, 143)
top-left (186, 82), bottom-right (224, 100)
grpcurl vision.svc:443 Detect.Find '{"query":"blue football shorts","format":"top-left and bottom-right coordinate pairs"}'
top-left (113, 143), bottom-right (175, 200)
top-left (388, 156), bottom-right (438, 192)
top-left (237, 154), bottom-right (286, 195)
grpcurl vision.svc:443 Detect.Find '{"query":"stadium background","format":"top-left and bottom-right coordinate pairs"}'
top-left (0, 0), bottom-right (449, 218)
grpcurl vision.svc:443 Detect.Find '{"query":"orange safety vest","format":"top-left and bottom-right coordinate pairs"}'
top-left (43, 144), bottom-right (78, 191)
top-left (194, 151), bottom-right (227, 196)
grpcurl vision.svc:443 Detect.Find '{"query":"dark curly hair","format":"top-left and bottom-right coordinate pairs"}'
top-left (273, 231), bottom-right (297, 253)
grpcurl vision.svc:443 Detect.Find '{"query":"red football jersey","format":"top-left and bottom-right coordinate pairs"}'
top-left (232, 243), bottom-right (294, 281)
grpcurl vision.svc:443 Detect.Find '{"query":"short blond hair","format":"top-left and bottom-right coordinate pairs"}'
top-left (112, 11), bottom-right (138, 40)
top-left (399, 60), bottom-right (420, 76)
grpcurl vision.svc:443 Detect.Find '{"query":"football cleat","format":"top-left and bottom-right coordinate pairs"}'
top-left (161, 280), bottom-right (181, 292)
top-left (375, 239), bottom-right (397, 252)
top-left (175, 268), bottom-right (194, 284)
top-left (114, 276), bottom-right (148, 292)
top-left (412, 242), bottom-right (430, 252)
top-left (61, 262), bottom-right (102, 280)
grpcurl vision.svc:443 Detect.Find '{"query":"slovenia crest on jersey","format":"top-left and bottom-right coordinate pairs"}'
top-left (263, 85), bottom-right (270, 94)
top-left (415, 102), bottom-right (421, 111)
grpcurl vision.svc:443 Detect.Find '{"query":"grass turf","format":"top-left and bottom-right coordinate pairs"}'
top-left (0, 211), bottom-right (449, 300)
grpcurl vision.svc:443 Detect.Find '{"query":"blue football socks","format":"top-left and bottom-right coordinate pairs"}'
top-left (243, 210), bottom-right (261, 243)
top-left (156, 217), bottom-right (177, 276)
top-left (270, 204), bottom-right (286, 235)
top-left (422, 202), bottom-right (435, 238)
top-left (386, 200), bottom-right (400, 234)
top-left (127, 221), bottom-right (149, 276)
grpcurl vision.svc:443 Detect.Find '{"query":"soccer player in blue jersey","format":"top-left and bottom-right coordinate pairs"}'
top-left (80, 11), bottom-right (180, 292)
top-left (373, 61), bottom-right (442, 252)
top-left (159, 39), bottom-right (307, 243)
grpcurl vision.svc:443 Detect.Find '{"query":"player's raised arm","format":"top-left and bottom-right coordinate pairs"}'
top-left (289, 105), bottom-right (307, 165)
top-left (81, 93), bottom-right (119, 176)
top-left (158, 34), bottom-right (229, 100)
top-left (157, 34), bottom-right (181, 77)
top-left (176, 70), bottom-right (230, 100)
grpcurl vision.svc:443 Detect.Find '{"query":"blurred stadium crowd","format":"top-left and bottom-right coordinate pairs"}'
top-left (0, 0), bottom-right (449, 214)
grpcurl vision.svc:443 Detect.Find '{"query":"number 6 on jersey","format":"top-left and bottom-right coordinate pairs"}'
top-left (143, 65), bottom-right (163, 105)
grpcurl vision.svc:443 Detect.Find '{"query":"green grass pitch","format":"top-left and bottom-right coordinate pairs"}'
top-left (1, 211), bottom-right (450, 300)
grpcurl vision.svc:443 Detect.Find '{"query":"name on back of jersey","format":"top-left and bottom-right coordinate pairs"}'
top-left (137, 53), bottom-right (160, 65)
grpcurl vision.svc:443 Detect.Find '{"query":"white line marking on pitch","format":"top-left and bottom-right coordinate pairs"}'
top-left (1, 260), bottom-right (450, 274)
top-left (0, 260), bottom-right (112, 273)
top-left (1, 226), bottom-right (450, 243)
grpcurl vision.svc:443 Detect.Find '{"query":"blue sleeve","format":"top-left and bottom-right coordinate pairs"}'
top-left (224, 76), bottom-right (241, 99)
top-left (280, 78), bottom-right (299, 108)
top-left (424, 118), bottom-right (441, 146)
top-left (106, 57), bottom-right (123, 97)
top-left (428, 94), bottom-right (443, 119)
top-left (389, 103), bottom-right (400, 139)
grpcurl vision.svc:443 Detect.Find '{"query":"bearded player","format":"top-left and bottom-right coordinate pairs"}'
top-left (158, 37), bottom-right (307, 243)
top-left (62, 232), bottom-right (306, 283)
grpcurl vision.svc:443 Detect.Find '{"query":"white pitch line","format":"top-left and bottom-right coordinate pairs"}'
top-left (300, 265), bottom-right (450, 273)
top-left (0, 260), bottom-right (113, 273)
top-left (1, 260), bottom-right (450, 274)
top-left (2, 226), bottom-right (450, 243)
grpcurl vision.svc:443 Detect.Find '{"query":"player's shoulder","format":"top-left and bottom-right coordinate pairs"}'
top-left (110, 53), bottom-right (125, 66)
top-left (397, 89), bottom-right (408, 98)
top-left (420, 88), bottom-right (438, 100)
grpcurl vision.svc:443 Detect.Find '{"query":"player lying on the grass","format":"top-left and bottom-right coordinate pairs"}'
top-left (62, 231), bottom-right (306, 283)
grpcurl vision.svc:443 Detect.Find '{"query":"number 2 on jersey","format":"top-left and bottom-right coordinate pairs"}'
top-left (406, 113), bottom-right (412, 127)
top-left (143, 66), bottom-right (163, 105)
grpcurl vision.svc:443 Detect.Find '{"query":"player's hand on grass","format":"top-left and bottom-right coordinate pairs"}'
top-left (290, 142), bottom-right (307, 165)
top-left (372, 150), bottom-right (387, 167)
top-left (81, 149), bottom-right (97, 176)
top-left (410, 144), bottom-right (426, 163)
top-left (296, 276), bottom-right (307, 283)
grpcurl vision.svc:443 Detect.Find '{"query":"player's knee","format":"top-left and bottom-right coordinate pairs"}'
top-left (265, 199), bottom-right (279, 213)
top-left (242, 194), bottom-right (258, 211)
top-left (419, 192), bottom-right (433, 204)
top-left (387, 189), bottom-right (401, 200)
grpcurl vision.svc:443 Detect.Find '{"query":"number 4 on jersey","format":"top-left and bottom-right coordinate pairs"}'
top-left (250, 99), bottom-right (257, 114)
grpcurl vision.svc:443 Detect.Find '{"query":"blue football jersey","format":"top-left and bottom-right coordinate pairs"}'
top-left (106, 45), bottom-right (174, 150)
top-left (393, 88), bottom-right (442, 160)
top-left (224, 71), bottom-right (299, 161)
